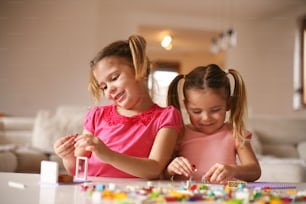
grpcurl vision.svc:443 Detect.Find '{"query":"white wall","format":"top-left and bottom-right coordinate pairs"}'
top-left (227, 7), bottom-right (306, 117)
top-left (1, 1), bottom-right (306, 117)
top-left (0, 1), bottom-right (100, 116)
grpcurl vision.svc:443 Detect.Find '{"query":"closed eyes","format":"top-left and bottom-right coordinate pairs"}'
top-left (99, 74), bottom-right (120, 91)
top-left (190, 107), bottom-right (224, 114)
top-left (111, 74), bottom-right (119, 81)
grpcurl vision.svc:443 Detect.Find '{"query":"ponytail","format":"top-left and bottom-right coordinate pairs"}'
top-left (167, 74), bottom-right (184, 111)
top-left (227, 69), bottom-right (248, 144)
top-left (128, 35), bottom-right (149, 80)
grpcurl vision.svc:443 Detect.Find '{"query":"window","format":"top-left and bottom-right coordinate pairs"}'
top-left (148, 61), bottom-right (179, 107)
top-left (293, 15), bottom-right (306, 109)
top-left (302, 16), bottom-right (306, 106)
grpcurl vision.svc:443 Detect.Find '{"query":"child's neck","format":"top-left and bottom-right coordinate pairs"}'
top-left (116, 95), bottom-right (154, 117)
top-left (187, 122), bottom-right (227, 134)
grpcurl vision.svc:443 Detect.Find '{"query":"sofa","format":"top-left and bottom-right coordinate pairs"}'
top-left (248, 116), bottom-right (306, 182)
top-left (0, 106), bottom-right (89, 174)
top-left (0, 106), bottom-right (305, 182)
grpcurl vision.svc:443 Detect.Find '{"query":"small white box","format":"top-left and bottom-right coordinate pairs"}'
top-left (40, 160), bottom-right (59, 184)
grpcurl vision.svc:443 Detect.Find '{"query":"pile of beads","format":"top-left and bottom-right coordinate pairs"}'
top-left (80, 181), bottom-right (306, 204)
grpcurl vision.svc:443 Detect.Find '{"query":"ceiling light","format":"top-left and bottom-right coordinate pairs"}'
top-left (161, 35), bottom-right (173, 50)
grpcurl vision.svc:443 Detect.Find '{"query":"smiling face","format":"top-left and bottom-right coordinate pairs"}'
top-left (93, 56), bottom-right (144, 110)
top-left (185, 88), bottom-right (230, 134)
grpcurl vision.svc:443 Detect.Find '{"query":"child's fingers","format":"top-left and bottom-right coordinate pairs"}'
top-left (62, 144), bottom-right (75, 156)
top-left (55, 135), bottom-right (77, 157)
top-left (204, 163), bottom-right (228, 183)
top-left (202, 163), bottom-right (219, 181)
top-left (54, 135), bottom-right (72, 149)
top-left (74, 134), bottom-right (90, 147)
top-left (169, 161), bottom-right (183, 175)
top-left (173, 157), bottom-right (193, 177)
top-left (177, 157), bottom-right (193, 169)
top-left (74, 134), bottom-right (94, 143)
top-left (74, 134), bottom-right (100, 153)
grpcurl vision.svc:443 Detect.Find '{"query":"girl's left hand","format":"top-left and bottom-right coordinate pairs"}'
top-left (202, 163), bottom-right (235, 184)
top-left (74, 134), bottom-right (107, 154)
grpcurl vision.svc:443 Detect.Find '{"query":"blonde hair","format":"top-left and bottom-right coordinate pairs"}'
top-left (167, 64), bottom-right (248, 145)
top-left (88, 35), bottom-right (150, 103)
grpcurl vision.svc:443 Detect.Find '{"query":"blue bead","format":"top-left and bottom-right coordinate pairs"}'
top-left (96, 184), bottom-right (106, 191)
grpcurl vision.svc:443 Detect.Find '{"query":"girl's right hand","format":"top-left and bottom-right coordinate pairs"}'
top-left (53, 134), bottom-right (78, 159)
top-left (167, 156), bottom-right (194, 177)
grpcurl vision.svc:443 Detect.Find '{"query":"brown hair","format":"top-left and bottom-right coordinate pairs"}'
top-left (167, 64), bottom-right (248, 144)
top-left (88, 35), bottom-right (150, 103)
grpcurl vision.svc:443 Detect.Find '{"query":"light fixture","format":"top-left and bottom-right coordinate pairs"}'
top-left (210, 29), bottom-right (237, 55)
top-left (227, 29), bottom-right (237, 47)
top-left (161, 35), bottom-right (173, 50)
top-left (210, 38), bottom-right (218, 54)
top-left (219, 33), bottom-right (227, 51)
top-left (210, 0), bottom-right (237, 55)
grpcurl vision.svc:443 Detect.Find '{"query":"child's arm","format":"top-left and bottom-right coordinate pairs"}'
top-left (233, 142), bottom-right (261, 181)
top-left (75, 127), bottom-right (178, 179)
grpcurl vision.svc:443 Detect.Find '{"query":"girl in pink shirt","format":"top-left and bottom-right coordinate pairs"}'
top-left (165, 64), bottom-right (261, 183)
top-left (54, 35), bottom-right (182, 179)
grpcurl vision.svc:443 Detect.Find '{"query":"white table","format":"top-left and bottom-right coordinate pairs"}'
top-left (1, 172), bottom-right (306, 204)
top-left (0, 172), bottom-right (151, 204)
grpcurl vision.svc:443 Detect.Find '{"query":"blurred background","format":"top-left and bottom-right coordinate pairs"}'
top-left (0, 0), bottom-right (305, 117)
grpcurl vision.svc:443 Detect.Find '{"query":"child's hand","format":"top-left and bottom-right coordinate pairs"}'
top-left (74, 134), bottom-right (108, 155)
top-left (202, 163), bottom-right (235, 184)
top-left (167, 156), bottom-right (194, 177)
top-left (53, 134), bottom-right (77, 159)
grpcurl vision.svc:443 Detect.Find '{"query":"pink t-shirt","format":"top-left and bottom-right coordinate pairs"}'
top-left (83, 104), bottom-right (182, 178)
top-left (177, 123), bottom-right (251, 180)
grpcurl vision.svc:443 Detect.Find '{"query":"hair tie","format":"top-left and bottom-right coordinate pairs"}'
top-left (183, 74), bottom-right (186, 79)
top-left (224, 69), bottom-right (229, 75)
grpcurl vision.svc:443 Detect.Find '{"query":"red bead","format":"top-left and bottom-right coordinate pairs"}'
top-left (164, 196), bottom-right (179, 202)
top-left (190, 184), bottom-right (197, 191)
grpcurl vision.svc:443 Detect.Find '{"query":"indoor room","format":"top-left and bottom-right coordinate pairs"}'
top-left (0, 1), bottom-right (306, 203)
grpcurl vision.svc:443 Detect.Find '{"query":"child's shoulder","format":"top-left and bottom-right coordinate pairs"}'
top-left (161, 105), bottom-right (181, 116)
top-left (86, 104), bottom-right (114, 116)
top-left (149, 104), bottom-right (180, 115)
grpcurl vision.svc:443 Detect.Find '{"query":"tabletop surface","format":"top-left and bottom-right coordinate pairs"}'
top-left (1, 172), bottom-right (306, 204)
